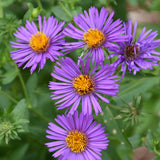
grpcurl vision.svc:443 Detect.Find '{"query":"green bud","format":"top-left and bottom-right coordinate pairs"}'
top-left (0, 121), bottom-right (14, 133)
top-left (0, 121), bottom-right (16, 144)
top-left (119, 96), bottom-right (144, 128)
top-left (0, 104), bottom-right (29, 144)
top-left (31, 7), bottom-right (41, 18)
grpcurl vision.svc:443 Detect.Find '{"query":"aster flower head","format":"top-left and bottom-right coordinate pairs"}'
top-left (10, 15), bottom-right (65, 74)
top-left (45, 111), bottom-right (109, 160)
top-left (49, 57), bottom-right (119, 115)
top-left (63, 6), bottom-right (127, 64)
top-left (108, 19), bottom-right (160, 77)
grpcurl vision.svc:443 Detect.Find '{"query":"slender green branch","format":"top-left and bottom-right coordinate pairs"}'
top-left (4, 40), bottom-right (31, 108)
top-left (59, 1), bottom-right (73, 19)
top-left (103, 47), bottom-right (112, 64)
top-left (15, 67), bottom-right (50, 123)
top-left (14, 64), bottom-right (32, 109)
top-left (4, 41), bottom-right (50, 123)
top-left (118, 78), bottom-right (147, 96)
top-left (0, 89), bottom-right (50, 123)
top-left (105, 0), bottom-right (109, 7)
top-left (0, 89), bottom-right (18, 104)
top-left (36, 0), bottom-right (43, 9)
top-left (105, 106), bottom-right (132, 149)
top-left (15, 69), bottom-right (50, 123)
top-left (28, 107), bottom-right (50, 123)
top-left (108, 103), bottom-right (121, 110)
top-left (154, 146), bottom-right (160, 156)
top-left (114, 65), bottom-right (121, 75)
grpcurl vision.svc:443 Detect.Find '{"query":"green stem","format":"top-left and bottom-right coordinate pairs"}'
top-left (118, 78), bottom-right (147, 96)
top-left (114, 65), bottom-right (121, 75)
top-left (4, 40), bottom-right (31, 108)
top-left (108, 103), bottom-right (121, 110)
top-left (0, 88), bottom-right (50, 123)
top-left (104, 47), bottom-right (112, 64)
top-left (104, 106), bottom-right (132, 149)
top-left (59, 1), bottom-right (73, 19)
top-left (0, 89), bottom-right (18, 104)
top-left (4, 41), bottom-right (49, 123)
top-left (105, 0), bottom-right (109, 7)
top-left (15, 67), bottom-right (50, 123)
top-left (28, 107), bottom-right (50, 123)
top-left (15, 65), bottom-right (32, 109)
top-left (154, 146), bottom-right (160, 156)
top-left (36, 0), bottom-right (43, 9)
top-left (4, 40), bottom-right (31, 106)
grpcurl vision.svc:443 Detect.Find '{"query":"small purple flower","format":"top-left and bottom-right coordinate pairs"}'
top-left (10, 15), bottom-right (65, 74)
top-left (63, 6), bottom-right (126, 64)
top-left (45, 111), bottom-right (109, 160)
top-left (49, 57), bottom-right (119, 115)
top-left (108, 20), bottom-right (160, 77)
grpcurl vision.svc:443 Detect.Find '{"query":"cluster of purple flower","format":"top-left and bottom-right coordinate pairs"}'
top-left (11, 6), bottom-right (160, 160)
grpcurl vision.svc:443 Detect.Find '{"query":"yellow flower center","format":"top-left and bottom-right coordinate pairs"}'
top-left (83, 28), bottom-right (105, 48)
top-left (72, 75), bottom-right (94, 95)
top-left (66, 130), bottom-right (87, 153)
top-left (29, 31), bottom-right (50, 53)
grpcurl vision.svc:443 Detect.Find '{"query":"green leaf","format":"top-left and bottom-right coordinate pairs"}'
top-left (149, 0), bottom-right (160, 11)
top-left (11, 99), bottom-right (28, 120)
top-left (52, 5), bottom-right (72, 21)
top-left (2, 69), bottom-right (18, 85)
top-left (23, 3), bottom-right (34, 21)
top-left (114, 77), bottom-right (160, 106)
top-left (128, 134), bottom-right (141, 148)
top-left (1, 0), bottom-right (14, 7)
top-left (102, 105), bottom-right (132, 159)
top-left (26, 73), bottom-right (38, 93)
top-left (127, 0), bottom-right (138, 6)
top-left (153, 156), bottom-right (160, 160)
top-left (101, 144), bottom-right (122, 160)
top-left (0, 0), bottom-right (3, 18)
top-left (70, 6), bottom-right (82, 17)
top-left (26, 73), bottom-right (38, 107)
top-left (0, 91), bottom-right (11, 109)
top-left (146, 130), bottom-right (154, 152)
top-left (8, 144), bottom-right (29, 160)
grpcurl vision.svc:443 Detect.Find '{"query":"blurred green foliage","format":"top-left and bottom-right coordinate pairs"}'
top-left (0, 0), bottom-right (160, 160)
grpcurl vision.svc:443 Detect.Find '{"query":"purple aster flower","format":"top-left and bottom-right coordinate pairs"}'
top-left (10, 15), bottom-right (65, 74)
top-left (45, 111), bottom-right (109, 160)
top-left (108, 20), bottom-right (160, 77)
top-left (63, 6), bottom-right (126, 64)
top-left (49, 57), bottom-right (119, 115)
